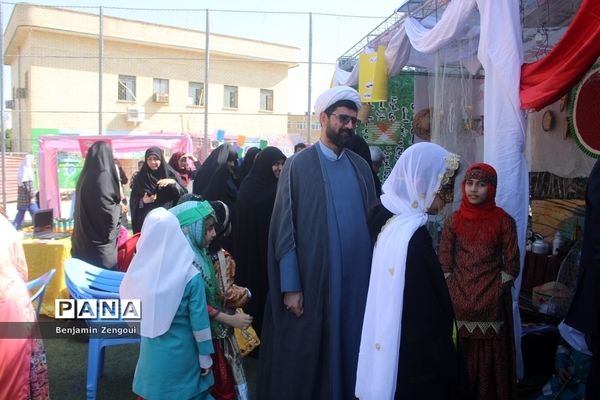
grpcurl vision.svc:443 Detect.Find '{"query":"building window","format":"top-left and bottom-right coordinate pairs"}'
top-left (153, 78), bottom-right (169, 95)
top-left (223, 85), bottom-right (238, 109)
top-left (296, 121), bottom-right (305, 130)
top-left (188, 82), bottom-right (204, 106)
top-left (260, 89), bottom-right (273, 111)
top-left (311, 122), bottom-right (321, 130)
top-left (118, 75), bottom-right (136, 101)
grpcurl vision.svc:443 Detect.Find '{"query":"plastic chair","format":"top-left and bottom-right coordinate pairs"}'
top-left (26, 268), bottom-right (56, 316)
top-left (64, 258), bottom-right (140, 400)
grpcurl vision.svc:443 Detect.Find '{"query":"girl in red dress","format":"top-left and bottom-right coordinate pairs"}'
top-left (439, 163), bottom-right (520, 400)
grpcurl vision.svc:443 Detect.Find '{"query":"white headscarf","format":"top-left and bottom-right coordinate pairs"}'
top-left (356, 142), bottom-right (459, 400)
top-left (17, 154), bottom-right (34, 186)
top-left (314, 85), bottom-right (362, 116)
top-left (120, 207), bottom-right (198, 338)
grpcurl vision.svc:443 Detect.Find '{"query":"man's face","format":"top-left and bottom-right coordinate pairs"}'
top-left (325, 106), bottom-right (358, 149)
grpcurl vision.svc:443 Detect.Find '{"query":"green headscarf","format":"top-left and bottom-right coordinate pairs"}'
top-left (169, 201), bottom-right (229, 338)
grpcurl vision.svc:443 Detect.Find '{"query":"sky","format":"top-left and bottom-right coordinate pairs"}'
top-left (1, 0), bottom-right (404, 114)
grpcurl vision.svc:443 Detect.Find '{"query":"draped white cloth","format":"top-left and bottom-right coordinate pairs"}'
top-left (355, 142), bottom-right (459, 400)
top-left (384, 26), bottom-right (411, 77)
top-left (332, 0), bottom-right (481, 85)
top-left (120, 207), bottom-right (199, 338)
top-left (477, 0), bottom-right (528, 379)
top-left (17, 154), bottom-right (34, 185)
top-left (404, 0), bottom-right (477, 54)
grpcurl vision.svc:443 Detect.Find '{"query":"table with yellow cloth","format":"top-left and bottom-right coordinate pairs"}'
top-left (22, 237), bottom-right (71, 317)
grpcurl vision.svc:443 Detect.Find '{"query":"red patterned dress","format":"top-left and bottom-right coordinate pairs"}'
top-left (439, 163), bottom-right (520, 400)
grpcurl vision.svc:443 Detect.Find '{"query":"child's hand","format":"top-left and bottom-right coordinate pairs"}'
top-left (556, 368), bottom-right (571, 385)
top-left (228, 312), bottom-right (253, 329)
top-left (200, 367), bottom-right (212, 376)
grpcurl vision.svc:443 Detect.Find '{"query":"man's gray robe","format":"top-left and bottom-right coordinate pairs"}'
top-left (257, 143), bottom-right (378, 400)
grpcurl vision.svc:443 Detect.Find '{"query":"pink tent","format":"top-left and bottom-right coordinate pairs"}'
top-left (38, 134), bottom-right (193, 217)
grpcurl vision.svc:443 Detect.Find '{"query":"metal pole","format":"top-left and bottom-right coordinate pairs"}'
top-left (306, 12), bottom-right (313, 143)
top-left (0, 0), bottom-right (6, 212)
top-left (98, 7), bottom-right (103, 135)
top-left (203, 9), bottom-right (210, 160)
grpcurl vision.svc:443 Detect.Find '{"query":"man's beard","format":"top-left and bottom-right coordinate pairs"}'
top-left (326, 125), bottom-right (354, 149)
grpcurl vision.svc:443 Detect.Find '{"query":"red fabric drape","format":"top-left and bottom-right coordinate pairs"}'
top-left (520, 0), bottom-right (600, 111)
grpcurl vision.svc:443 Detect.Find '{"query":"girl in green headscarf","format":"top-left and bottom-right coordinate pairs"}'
top-left (170, 200), bottom-right (252, 400)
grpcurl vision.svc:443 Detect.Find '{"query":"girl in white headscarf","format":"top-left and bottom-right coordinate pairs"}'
top-left (120, 207), bottom-right (214, 400)
top-left (355, 142), bottom-right (465, 400)
top-left (13, 154), bottom-right (38, 229)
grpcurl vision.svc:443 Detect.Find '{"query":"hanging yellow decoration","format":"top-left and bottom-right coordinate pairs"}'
top-left (359, 45), bottom-right (388, 103)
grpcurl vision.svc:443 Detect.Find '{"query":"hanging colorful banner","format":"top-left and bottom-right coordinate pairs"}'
top-left (236, 135), bottom-right (247, 147)
top-left (216, 130), bottom-right (225, 141)
top-left (359, 45), bottom-right (388, 103)
top-left (357, 73), bottom-right (414, 181)
top-left (259, 139), bottom-right (268, 150)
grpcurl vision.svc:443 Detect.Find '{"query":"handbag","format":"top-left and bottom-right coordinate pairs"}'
top-left (233, 309), bottom-right (260, 357)
top-left (217, 251), bottom-right (260, 357)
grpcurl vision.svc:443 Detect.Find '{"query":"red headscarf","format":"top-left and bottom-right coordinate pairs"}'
top-left (168, 152), bottom-right (190, 187)
top-left (454, 163), bottom-right (507, 240)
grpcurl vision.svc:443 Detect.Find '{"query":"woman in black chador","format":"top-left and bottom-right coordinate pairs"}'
top-left (130, 146), bottom-right (187, 233)
top-left (71, 141), bottom-right (122, 269)
top-left (193, 143), bottom-right (239, 253)
top-left (235, 146), bottom-right (286, 338)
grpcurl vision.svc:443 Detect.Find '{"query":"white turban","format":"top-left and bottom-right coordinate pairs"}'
top-left (314, 86), bottom-right (361, 116)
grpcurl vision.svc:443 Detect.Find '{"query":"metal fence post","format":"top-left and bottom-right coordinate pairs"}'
top-left (306, 12), bottom-right (313, 143)
top-left (98, 6), bottom-right (103, 135)
top-left (203, 9), bottom-right (210, 160)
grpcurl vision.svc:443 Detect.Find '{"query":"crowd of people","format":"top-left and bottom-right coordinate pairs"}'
top-left (2, 84), bottom-right (598, 400)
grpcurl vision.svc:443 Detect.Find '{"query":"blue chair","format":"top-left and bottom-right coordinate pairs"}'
top-left (64, 258), bottom-right (140, 400)
top-left (26, 268), bottom-right (56, 316)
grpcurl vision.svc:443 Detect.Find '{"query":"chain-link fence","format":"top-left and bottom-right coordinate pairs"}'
top-left (0, 2), bottom-right (391, 207)
top-left (1, 3), bottom-right (388, 153)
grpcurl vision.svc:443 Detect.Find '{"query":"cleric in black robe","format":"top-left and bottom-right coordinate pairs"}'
top-left (193, 143), bottom-right (239, 253)
top-left (130, 146), bottom-right (187, 233)
top-left (257, 86), bottom-right (378, 400)
top-left (566, 158), bottom-right (600, 399)
top-left (71, 141), bottom-right (121, 269)
top-left (237, 146), bottom-right (261, 185)
top-left (235, 146), bottom-right (286, 338)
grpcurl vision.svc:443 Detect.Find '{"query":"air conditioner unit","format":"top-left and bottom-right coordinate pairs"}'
top-left (5, 100), bottom-right (14, 109)
top-left (127, 107), bottom-right (145, 122)
top-left (153, 93), bottom-right (169, 103)
top-left (15, 88), bottom-right (28, 99)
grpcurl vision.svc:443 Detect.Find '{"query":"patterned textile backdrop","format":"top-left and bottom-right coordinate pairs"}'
top-left (357, 73), bottom-right (415, 181)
